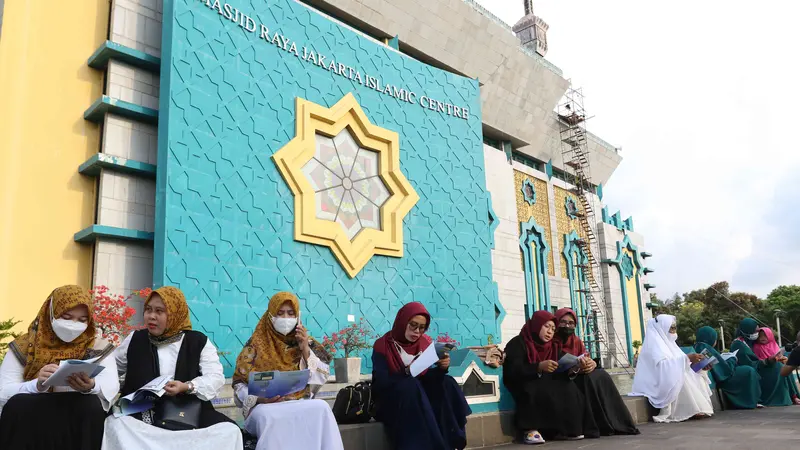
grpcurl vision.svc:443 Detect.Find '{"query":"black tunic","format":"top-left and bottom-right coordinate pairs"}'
top-left (502, 336), bottom-right (599, 440)
top-left (573, 369), bottom-right (639, 436)
top-left (121, 329), bottom-right (233, 428)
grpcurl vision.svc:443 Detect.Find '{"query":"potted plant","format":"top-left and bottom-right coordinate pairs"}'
top-left (632, 340), bottom-right (642, 366)
top-left (322, 318), bottom-right (374, 383)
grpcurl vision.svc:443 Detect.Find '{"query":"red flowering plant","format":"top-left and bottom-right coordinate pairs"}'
top-left (321, 318), bottom-right (375, 358)
top-left (436, 332), bottom-right (460, 347)
top-left (90, 285), bottom-right (146, 346)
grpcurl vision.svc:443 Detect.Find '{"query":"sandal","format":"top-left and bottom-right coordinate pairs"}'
top-left (524, 430), bottom-right (546, 445)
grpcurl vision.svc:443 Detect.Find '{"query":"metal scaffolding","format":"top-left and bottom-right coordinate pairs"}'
top-left (557, 85), bottom-right (631, 371)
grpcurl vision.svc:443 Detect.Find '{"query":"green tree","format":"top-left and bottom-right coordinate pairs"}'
top-left (0, 318), bottom-right (21, 358)
top-left (764, 285), bottom-right (800, 342)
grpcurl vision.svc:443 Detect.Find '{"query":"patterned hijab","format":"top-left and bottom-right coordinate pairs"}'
top-left (233, 292), bottom-right (329, 400)
top-left (10, 285), bottom-right (97, 381)
top-left (146, 286), bottom-right (192, 344)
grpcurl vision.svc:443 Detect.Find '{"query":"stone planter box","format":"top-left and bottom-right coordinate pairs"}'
top-left (334, 357), bottom-right (361, 383)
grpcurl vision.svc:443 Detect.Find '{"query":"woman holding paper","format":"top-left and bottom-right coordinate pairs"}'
top-left (630, 315), bottom-right (714, 423)
top-left (694, 326), bottom-right (761, 409)
top-left (101, 286), bottom-right (242, 450)
top-left (730, 319), bottom-right (794, 407)
top-left (503, 310), bottom-right (598, 444)
top-left (0, 285), bottom-right (119, 450)
top-left (371, 302), bottom-right (471, 450)
top-left (232, 291), bottom-right (343, 450)
top-left (554, 308), bottom-right (639, 436)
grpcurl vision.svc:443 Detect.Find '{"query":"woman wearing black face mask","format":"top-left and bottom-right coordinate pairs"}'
top-left (554, 308), bottom-right (639, 436)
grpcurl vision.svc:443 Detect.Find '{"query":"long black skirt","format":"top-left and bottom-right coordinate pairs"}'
top-left (375, 371), bottom-right (472, 450)
top-left (508, 374), bottom-right (599, 440)
top-left (574, 369), bottom-right (640, 436)
top-left (0, 392), bottom-right (106, 450)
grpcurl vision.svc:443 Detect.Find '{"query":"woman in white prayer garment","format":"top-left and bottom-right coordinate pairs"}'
top-left (233, 292), bottom-right (344, 450)
top-left (0, 285), bottom-right (119, 450)
top-left (101, 286), bottom-right (242, 450)
top-left (630, 314), bottom-right (714, 423)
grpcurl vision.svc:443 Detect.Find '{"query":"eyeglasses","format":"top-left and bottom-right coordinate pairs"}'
top-left (407, 322), bottom-right (426, 332)
top-left (559, 321), bottom-right (576, 327)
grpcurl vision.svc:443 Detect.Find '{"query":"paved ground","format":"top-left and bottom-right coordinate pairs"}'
top-left (487, 407), bottom-right (800, 449)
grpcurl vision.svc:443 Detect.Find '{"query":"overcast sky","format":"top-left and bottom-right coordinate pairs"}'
top-left (475, 0), bottom-right (800, 299)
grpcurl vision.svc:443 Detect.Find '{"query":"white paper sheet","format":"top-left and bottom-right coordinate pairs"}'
top-left (720, 349), bottom-right (739, 360)
top-left (410, 343), bottom-right (439, 377)
top-left (43, 359), bottom-right (105, 387)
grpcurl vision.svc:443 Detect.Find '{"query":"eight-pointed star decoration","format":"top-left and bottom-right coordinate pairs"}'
top-left (272, 93), bottom-right (419, 278)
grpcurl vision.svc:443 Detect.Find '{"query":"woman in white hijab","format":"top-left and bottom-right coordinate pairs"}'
top-left (630, 314), bottom-right (714, 423)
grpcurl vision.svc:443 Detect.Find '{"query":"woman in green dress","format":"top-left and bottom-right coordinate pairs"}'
top-left (730, 318), bottom-right (791, 407)
top-left (694, 326), bottom-right (761, 409)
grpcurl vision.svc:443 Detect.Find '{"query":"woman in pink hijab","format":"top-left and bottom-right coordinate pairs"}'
top-left (753, 327), bottom-right (800, 405)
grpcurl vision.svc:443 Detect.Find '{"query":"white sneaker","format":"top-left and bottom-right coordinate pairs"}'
top-left (567, 435), bottom-right (584, 441)
top-left (524, 430), bottom-right (545, 445)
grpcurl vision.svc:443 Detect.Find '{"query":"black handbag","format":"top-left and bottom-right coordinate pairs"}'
top-left (332, 381), bottom-right (374, 424)
top-left (153, 395), bottom-right (202, 430)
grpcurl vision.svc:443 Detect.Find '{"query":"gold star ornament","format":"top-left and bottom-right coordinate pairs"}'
top-left (272, 93), bottom-right (419, 278)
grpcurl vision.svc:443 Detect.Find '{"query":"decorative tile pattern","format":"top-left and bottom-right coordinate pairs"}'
top-left (554, 186), bottom-right (586, 279)
top-left (514, 171), bottom-right (553, 276)
top-left (157, 0), bottom-right (496, 374)
top-left (273, 95), bottom-right (418, 276)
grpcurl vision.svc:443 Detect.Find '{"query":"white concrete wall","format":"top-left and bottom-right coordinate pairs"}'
top-left (97, 171), bottom-right (156, 232)
top-left (484, 145), bottom-right (526, 347)
top-left (103, 114), bottom-right (158, 164)
top-left (110, 0), bottom-right (163, 58)
top-left (92, 239), bottom-right (154, 320)
top-left (107, 61), bottom-right (160, 110)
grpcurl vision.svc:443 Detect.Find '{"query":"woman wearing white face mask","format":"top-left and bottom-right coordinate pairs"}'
top-left (630, 314), bottom-right (714, 423)
top-left (730, 318), bottom-right (794, 406)
top-left (0, 285), bottom-right (119, 449)
top-left (233, 292), bottom-right (343, 450)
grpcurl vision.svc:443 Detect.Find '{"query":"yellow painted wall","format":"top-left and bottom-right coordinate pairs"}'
top-left (0, 0), bottom-right (108, 326)
top-left (623, 249), bottom-right (643, 344)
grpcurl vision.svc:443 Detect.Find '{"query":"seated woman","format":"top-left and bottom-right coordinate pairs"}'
top-left (694, 326), bottom-right (761, 409)
top-left (752, 326), bottom-right (800, 405)
top-left (232, 292), bottom-right (343, 450)
top-left (372, 302), bottom-right (471, 450)
top-left (554, 308), bottom-right (639, 436)
top-left (503, 310), bottom-right (599, 445)
top-left (730, 318), bottom-right (792, 407)
top-left (0, 285), bottom-right (118, 450)
top-left (102, 286), bottom-right (242, 449)
top-left (630, 314), bottom-right (713, 423)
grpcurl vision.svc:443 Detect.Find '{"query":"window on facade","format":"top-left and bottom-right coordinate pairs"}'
top-left (483, 136), bottom-right (502, 150)
top-left (461, 372), bottom-right (495, 397)
top-left (512, 152), bottom-right (544, 172)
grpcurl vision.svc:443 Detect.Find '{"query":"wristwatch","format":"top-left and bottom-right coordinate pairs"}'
top-left (186, 381), bottom-right (197, 395)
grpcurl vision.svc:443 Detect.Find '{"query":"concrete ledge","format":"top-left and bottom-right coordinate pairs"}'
top-left (73, 225), bottom-right (155, 243)
top-left (88, 40), bottom-right (161, 73)
top-left (78, 153), bottom-right (157, 179)
top-left (84, 95), bottom-right (158, 125)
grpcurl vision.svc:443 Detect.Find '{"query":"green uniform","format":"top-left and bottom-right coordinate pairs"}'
top-left (730, 318), bottom-right (791, 407)
top-left (694, 326), bottom-right (760, 409)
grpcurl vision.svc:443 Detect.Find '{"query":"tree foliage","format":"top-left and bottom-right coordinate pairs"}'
top-left (649, 281), bottom-right (778, 347)
top-left (0, 318), bottom-right (22, 359)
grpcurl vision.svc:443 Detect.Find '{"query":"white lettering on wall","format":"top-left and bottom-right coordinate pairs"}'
top-left (198, 0), bottom-right (471, 121)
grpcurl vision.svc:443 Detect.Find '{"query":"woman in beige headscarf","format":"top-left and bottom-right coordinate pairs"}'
top-left (233, 291), bottom-right (343, 450)
top-left (0, 285), bottom-right (119, 450)
top-left (102, 286), bottom-right (242, 450)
